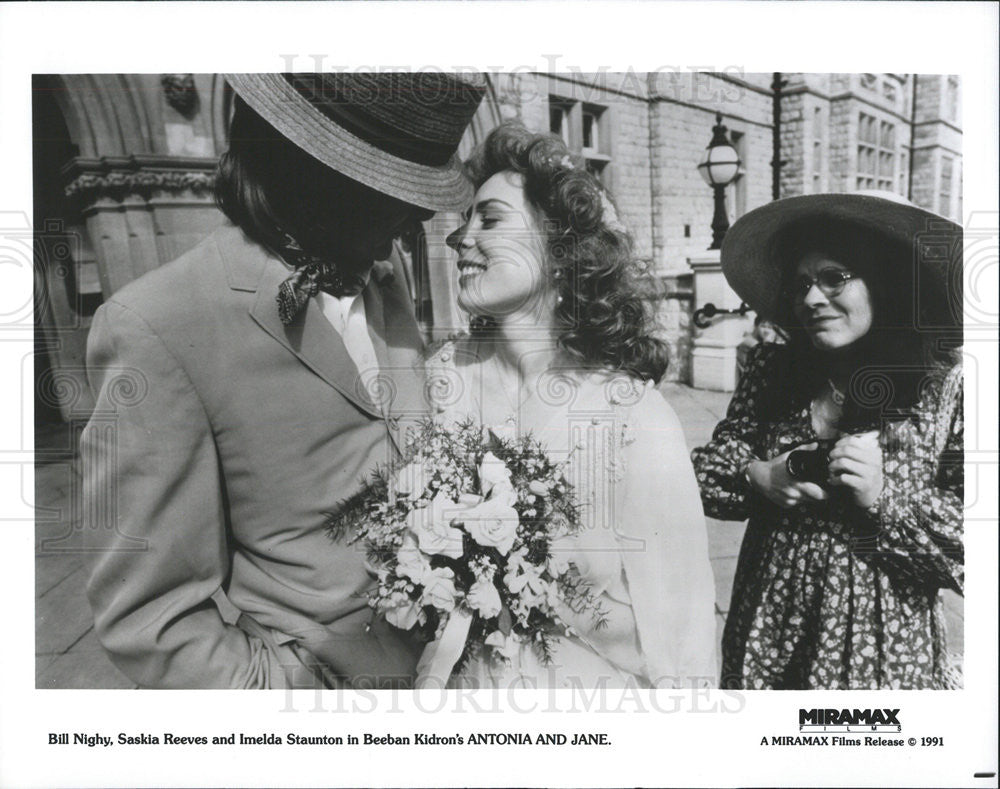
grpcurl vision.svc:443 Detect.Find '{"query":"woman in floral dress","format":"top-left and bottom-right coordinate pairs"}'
top-left (692, 191), bottom-right (963, 690)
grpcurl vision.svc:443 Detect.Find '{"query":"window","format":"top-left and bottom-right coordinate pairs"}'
top-left (549, 100), bottom-right (571, 145)
top-left (582, 109), bottom-right (599, 154)
top-left (856, 112), bottom-right (895, 191)
top-left (548, 96), bottom-right (611, 182)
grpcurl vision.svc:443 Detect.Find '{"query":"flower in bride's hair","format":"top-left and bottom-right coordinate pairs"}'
top-left (467, 576), bottom-right (502, 618)
top-left (421, 567), bottom-right (458, 612)
top-left (461, 496), bottom-right (520, 555)
top-left (406, 492), bottom-right (465, 559)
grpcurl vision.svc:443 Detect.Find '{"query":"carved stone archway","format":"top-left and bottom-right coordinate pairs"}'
top-left (34, 74), bottom-right (230, 419)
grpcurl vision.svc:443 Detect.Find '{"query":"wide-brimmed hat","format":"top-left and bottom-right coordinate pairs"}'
top-left (721, 190), bottom-right (963, 329)
top-left (225, 72), bottom-right (487, 213)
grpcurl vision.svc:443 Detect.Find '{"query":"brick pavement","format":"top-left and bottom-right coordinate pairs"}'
top-left (34, 385), bottom-right (962, 688)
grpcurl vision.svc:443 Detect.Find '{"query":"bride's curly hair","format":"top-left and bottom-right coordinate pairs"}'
top-left (464, 122), bottom-right (669, 383)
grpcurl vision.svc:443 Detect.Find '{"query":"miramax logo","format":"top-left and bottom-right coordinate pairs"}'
top-left (799, 708), bottom-right (901, 732)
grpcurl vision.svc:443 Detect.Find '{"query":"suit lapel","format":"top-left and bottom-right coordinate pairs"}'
top-left (249, 266), bottom-right (383, 420)
top-left (215, 223), bottom-right (382, 420)
top-left (218, 225), bottom-right (428, 434)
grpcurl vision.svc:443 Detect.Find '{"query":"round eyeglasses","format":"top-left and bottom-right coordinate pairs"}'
top-left (785, 268), bottom-right (859, 303)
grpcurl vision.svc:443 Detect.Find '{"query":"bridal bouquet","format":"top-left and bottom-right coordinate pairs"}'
top-left (326, 419), bottom-right (604, 684)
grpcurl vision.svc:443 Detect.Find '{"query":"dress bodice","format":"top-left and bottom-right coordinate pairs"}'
top-left (424, 338), bottom-right (718, 688)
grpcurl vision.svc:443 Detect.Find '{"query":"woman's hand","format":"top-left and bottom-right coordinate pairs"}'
top-left (827, 431), bottom-right (883, 509)
top-left (747, 445), bottom-right (829, 509)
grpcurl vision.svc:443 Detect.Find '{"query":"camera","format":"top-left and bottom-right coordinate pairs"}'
top-left (785, 440), bottom-right (835, 486)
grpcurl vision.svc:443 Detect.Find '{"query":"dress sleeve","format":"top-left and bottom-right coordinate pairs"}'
top-left (852, 366), bottom-right (964, 593)
top-left (616, 392), bottom-right (719, 687)
top-left (690, 342), bottom-right (780, 521)
top-left (82, 300), bottom-right (288, 688)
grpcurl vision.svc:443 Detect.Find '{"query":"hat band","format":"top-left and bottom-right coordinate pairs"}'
top-left (284, 74), bottom-right (458, 168)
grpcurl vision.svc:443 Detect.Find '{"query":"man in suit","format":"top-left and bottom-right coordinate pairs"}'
top-left (81, 73), bottom-right (486, 688)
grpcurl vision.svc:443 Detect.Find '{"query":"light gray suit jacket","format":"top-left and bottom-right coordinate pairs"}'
top-left (82, 223), bottom-right (428, 688)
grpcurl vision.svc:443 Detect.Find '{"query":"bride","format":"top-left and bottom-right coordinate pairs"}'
top-left (421, 122), bottom-right (717, 689)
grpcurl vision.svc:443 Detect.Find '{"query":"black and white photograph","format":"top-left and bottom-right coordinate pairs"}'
top-left (3, 2), bottom-right (997, 787)
top-left (33, 68), bottom-right (965, 692)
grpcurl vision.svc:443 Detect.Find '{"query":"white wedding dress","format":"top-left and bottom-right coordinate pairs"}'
top-left (422, 338), bottom-right (718, 690)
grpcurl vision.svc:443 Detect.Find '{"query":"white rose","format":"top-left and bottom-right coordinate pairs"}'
top-left (406, 492), bottom-right (465, 559)
top-left (460, 497), bottom-right (519, 555)
top-left (467, 577), bottom-right (502, 618)
top-left (421, 567), bottom-right (457, 611)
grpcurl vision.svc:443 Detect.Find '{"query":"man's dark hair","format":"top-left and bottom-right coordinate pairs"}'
top-left (214, 96), bottom-right (414, 259)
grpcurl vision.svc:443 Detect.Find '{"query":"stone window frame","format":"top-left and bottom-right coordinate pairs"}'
top-left (547, 94), bottom-right (613, 182)
top-left (855, 110), bottom-right (897, 192)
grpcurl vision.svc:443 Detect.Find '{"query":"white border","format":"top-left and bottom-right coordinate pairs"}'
top-left (1, 2), bottom-right (997, 787)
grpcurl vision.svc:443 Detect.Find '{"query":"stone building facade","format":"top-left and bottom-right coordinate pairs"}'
top-left (32, 72), bottom-right (962, 422)
top-left (476, 71), bottom-right (962, 386)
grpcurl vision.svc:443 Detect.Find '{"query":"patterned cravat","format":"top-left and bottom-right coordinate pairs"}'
top-left (275, 232), bottom-right (369, 325)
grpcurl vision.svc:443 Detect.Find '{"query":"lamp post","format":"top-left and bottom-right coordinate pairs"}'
top-left (697, 113), bottom-right (742, 250)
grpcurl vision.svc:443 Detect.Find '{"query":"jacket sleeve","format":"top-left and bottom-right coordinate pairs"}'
top-left (852, 366), bottom-right (964, 593)
top-left (690, 343), bottom-right (778, 521)
top-left (82, 300), bottom-right (289, 688)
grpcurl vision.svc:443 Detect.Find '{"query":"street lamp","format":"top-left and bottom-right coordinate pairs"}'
top-left (697, 112), bottom-right (742, 250)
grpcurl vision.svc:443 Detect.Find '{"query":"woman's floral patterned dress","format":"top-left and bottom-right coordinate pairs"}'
top-left (692, 343), bottom-right (963, 689)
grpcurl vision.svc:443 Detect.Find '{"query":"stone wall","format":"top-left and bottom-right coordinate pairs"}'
top-left (911, 75), bottom-right (963, 220)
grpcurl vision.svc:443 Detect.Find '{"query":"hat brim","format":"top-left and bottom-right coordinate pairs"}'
top-left (721, 193), bottom-right (963, 328)
top-left (226, 73), bottom-right (474, 213)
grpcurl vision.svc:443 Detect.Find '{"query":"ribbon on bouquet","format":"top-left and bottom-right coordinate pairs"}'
top-left (415, 607), bottom-right (474, 689)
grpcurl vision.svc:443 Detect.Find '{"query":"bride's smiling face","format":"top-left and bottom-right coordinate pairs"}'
top-left (447, 171), bottom-right (551, 320)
